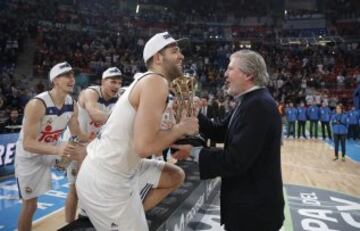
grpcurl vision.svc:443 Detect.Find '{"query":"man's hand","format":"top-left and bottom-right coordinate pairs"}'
top-left (175, 111), bottom-right (199, 136)
top-left (171, 144), bottom-right (193, 160)
top-left (58, 142), bottom-right (86, 162)
top-left (171, 144), bottom-right (202, 162)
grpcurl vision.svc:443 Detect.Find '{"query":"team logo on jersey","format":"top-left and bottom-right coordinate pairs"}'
top-left (38, 129), bottom-right (64, 143)
top-left (24, 186), bottom-right (32, 194)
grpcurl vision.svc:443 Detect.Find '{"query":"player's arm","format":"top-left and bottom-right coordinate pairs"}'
top-left (82, 89), bottom-right (109, 124)
top-left (22, 99), bottom-right (72, 156)
top-left (68, 103), bottom-right (89, 143)
top-left (133, 75), bottom-right (198, 158)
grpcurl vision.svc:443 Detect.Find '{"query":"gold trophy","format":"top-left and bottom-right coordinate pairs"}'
top-left (170, 74), bottom-right (206, 147)
top-left (54, 136), bottom-right (79, 171)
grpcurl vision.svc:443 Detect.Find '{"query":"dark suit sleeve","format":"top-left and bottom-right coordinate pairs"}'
top-left (199, 99), bottom-right (275, 179)
top-left (198, 112), bottom-right (231, 142)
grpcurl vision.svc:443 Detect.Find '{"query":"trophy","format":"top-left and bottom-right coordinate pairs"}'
top-left (170, 74), bottom-right (206, 147)
top-left (54, 136), bottom-right (79, 171)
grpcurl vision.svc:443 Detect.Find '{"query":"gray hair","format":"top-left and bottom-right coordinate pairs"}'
top-left (230, 49), bottom-right (269, 86)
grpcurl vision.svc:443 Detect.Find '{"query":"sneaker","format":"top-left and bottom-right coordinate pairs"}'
top-left (342, 157), bottom-right (346, 161)
top-left (333, 157), bottom-right (339, 161)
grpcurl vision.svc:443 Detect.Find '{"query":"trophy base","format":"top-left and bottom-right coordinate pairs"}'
top-left (174, 136), bottom-right (206, 147)
top-left (171, 135), bottom-right (206, 154)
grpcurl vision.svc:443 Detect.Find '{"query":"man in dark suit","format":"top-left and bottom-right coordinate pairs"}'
top-left (173, 49), bottom-right (284, 231)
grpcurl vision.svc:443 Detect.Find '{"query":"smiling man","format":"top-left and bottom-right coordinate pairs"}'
top-left (76, 32), bottom-right (199, 230)
top-left (15, 62), bottom-right (88, 231)
top-left (172, 50), bottom-right (285, 231)
top-left (64, 66), bottom-right (123, 222)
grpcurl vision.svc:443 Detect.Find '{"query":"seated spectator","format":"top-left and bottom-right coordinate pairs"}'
top-left (3, 108), bottom-right (22, 133)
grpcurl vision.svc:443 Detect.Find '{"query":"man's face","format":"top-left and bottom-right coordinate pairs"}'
top-left (10, 110), bottom-right (18, 120)
top-left (54, 72), bottom-right (75, 93)
top-left (160, 44), bottom-right (184, 80)
top-left (102, 77), bottom-right (122, 97)
top-left (336, 105), bottom-right (342, 114)
top-left (201, 99), bottom-right (208, 107)
top-left (224, 57), bottom-right (250, 96)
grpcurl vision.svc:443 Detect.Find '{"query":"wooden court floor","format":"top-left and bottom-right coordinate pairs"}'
top-left (32, 139), bottom-right (360, 230)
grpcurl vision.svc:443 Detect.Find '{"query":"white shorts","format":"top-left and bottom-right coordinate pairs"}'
top-left (15, 154), bottom-right (58, 200)
top-left (69, 157), bottom-right (164, 201)
top-left (76, 157), bottom-right (165, 230)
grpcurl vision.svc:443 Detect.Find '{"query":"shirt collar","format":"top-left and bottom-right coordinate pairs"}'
top-left (234, 85), bottom-right (263, 101)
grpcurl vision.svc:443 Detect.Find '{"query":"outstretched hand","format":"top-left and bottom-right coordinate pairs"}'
top-left (171, 144), bottom-right (193, 160)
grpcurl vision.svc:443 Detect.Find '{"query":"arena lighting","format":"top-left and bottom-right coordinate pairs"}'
top-left (136, 4), bottom-right (140, 14)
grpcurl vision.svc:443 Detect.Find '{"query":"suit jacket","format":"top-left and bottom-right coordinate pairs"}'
top-left (198, 88), bottom-right (284, 231)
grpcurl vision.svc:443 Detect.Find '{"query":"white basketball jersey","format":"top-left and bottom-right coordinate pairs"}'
top-left (16, 91), bottom-right (74, 157)
top-left (86, 72), bottom-right (157, 176)
top-left (77, 86), bottom-right (118, 137)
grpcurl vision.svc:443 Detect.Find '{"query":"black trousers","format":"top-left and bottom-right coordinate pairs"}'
top-left (297, 121), bottom-right (306, 138)
top-left (334, 134), bottom-right (346, 157)
top-left (309, 120), bottom-right (318, 138)
top-left (321, 121), bottom-right (332, 139)
top-left (287, 121), bottom-right (296, 138)
top-left (348, 124), bottom-right (359, 140)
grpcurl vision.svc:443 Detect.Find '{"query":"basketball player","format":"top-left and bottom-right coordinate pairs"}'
top-left (76, 32), bottom-right (199, 230)
top-left (65, 67), bottom-right (123, 222)
top-left (15, 62), bottom-right (88, 231)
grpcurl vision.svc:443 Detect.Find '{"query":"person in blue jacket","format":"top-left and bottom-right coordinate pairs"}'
top-left (307, 101), bottom-right (320, 139)
top-left (285, 102), bottom-right (297, 138)
top-left (346, 106), bottom-right (359, 140)
top-left (353, 82), bottom-right (360, 110)
top-left (331, 104), bottom-right (348, 161)
top-left (297, 102), bottom-right (307, 139)
top-left (319, 101), bottom-right (332, 140)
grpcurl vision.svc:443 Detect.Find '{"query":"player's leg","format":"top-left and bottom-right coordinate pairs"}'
top-left (141, 160), bottom-right (185, 211)
top-left (16, 155), bottom-right (53, 231)
top-left (65, 183), bottom-right (78, 222)
top-left (65, 161), bottom-right (79, 222)
top-left (18, 197), bottom-right (38, 231)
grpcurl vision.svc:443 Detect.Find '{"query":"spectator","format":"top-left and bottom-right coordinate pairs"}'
top-left (346, 106), bottom-right (359, 140)
top-left (285, 102), bottom-right (297, 138)
top-left (319, 101), bottom-right (333, 140)
top-left (331, 104), bottom-right (348, 161)
top-left (3, 108), bottom-right (22, 133)
top-left (297, 102), bottom-right (307, 139)
top-left (307, 101), bottom-right (320, 139)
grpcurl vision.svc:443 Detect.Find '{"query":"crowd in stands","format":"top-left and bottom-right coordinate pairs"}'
top-left (0, 0), bottom-right (360, 134)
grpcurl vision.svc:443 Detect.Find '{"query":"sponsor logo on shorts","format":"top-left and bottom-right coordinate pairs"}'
top-left (24, 186), bottom-right (32, 194)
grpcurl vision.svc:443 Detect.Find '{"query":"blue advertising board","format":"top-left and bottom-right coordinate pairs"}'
top-left (0, 133), bottom-right (18, 177)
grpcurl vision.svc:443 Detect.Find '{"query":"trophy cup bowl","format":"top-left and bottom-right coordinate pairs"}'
top-left (170, 75), bottom-right (206, 149)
